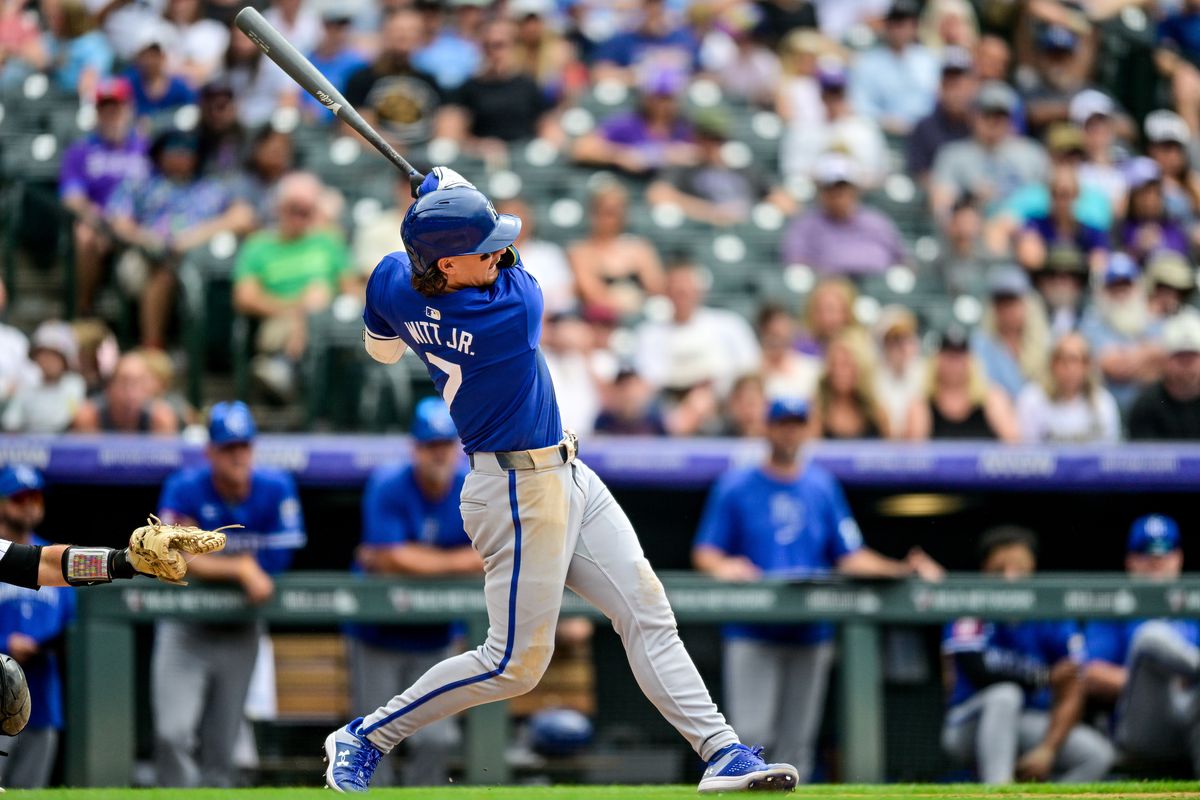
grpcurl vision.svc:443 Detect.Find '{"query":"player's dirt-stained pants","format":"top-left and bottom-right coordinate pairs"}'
top-left (360, 455), bottom-right (739, 761)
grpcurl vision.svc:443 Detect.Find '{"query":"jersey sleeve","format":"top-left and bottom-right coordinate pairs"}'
top-left (363, 256), bottom-right (400, 339)
top-left (693, 474), bottom-right (740, 555)
top-left (58, 143), bottom-right (88, 201)
top-left (1083, 621), bottom-right (1127, 665)
top-left (361, 469), bottom-right (419, 546)
top-left (256, 474), bottom-right (306, 574)
top-left (157, 471), bottom-right (200, 523)
top-left (818, 471), bottom-right (863, 562)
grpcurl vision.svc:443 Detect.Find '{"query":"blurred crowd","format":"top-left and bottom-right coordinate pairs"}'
top-left (0, 0), bottom-right (1196, 440)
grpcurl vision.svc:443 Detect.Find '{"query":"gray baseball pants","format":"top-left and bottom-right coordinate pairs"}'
top-left (723, 639), bottom-right (833, 783)
top-left (941, 682), bottom-right (1114, 784)
top-left (0, 727), bottom-right (57, 788)
top-left (1115, 621), bottom-right (1200, 772)
top-left (152, 622), bottom-right (260, 787)
top-left (349, 639), bottom-right (460, 786)
top-left (360, 456), bottom-right (739, 761)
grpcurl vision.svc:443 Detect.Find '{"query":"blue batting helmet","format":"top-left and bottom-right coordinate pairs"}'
top-left (528, 708), bottom-right (593, 757)
top-left (401, 187), bottom-right (521, 277)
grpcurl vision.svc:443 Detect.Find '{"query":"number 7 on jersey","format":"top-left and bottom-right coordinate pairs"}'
top-left (426, 353), bottom-right (463, 408)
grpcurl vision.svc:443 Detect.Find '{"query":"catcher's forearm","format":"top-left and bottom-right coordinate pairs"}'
top-left (59, 545), bottom-right (139, 586)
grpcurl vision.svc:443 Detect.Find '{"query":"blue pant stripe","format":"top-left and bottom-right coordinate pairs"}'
top-left (362, 470), bottom-right (522, 735)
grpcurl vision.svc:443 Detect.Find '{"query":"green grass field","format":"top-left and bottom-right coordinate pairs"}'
top-left (8, 785), bottom-right (1200, 799)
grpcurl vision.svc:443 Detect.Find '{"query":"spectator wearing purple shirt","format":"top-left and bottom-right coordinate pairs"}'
top-left (781, 155), bottom-right (908, 277)
top-left (108, 129), bottom-right (253, 349)
top-left (1123, 157), bottom-right (1192, 263)
top-left (58, 78), bottom-right (149, 318)
top-left (571, 66), bottom-right (697, 175)
top-left (124, 27), bottom-right (198, 118)
top-left (1014, 164), bottom-right (1109, 274)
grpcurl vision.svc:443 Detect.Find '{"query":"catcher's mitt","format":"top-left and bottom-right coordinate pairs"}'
top-left (0, 655), bottom-right (29, 737)
top-left (128, 515), bottom-right (236, 584)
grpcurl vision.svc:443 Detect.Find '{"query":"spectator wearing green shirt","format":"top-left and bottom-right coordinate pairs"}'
top-left (233, 172), bottom-right (357, 399)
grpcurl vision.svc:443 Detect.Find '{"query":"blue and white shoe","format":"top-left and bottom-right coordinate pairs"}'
top-left (697, 743), bottom-right (799, 793)
top-left (324, 717), bottom-right (383, 793)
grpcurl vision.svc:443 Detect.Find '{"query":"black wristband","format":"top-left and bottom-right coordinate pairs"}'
top-left (110, 548), bottom-right (138, 580)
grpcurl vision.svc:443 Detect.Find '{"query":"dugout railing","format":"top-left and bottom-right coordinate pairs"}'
top-left (66, 572), bottom-right (1200, 787)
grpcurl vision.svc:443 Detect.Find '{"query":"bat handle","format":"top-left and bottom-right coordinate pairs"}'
top-left (409, 172), bottom-right (424, 200)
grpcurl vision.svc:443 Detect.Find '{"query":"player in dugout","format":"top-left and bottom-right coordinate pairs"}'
top-left (1084, 514), bottom-right (1200, 775)
top-left (346, 397), bottom-right (481, 786)
top-left (152, 401), bottom-right (306, 788)
top-left (941, 526), bottom-right (1114, 784)
top-left (692, 396), bottom-right (944, 784)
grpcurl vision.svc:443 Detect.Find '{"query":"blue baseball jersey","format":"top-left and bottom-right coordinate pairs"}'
top-left (943, 618), bottom-right (1085, 710)
top-left (346, 463), bottom-right (472, 651)
top-left (1085, 618), bottom-right (1200, 666)
top-left (363, 250), bottom-right (563, 454)
top-left (0, 536), bottom-right (73, 729)
top-left (694, 464), bottom-right (864, 645)
top-left (157, 465), bottom-right (306, 575)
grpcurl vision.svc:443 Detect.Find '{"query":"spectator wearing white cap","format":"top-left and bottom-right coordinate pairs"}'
top-left (86, 0), bottom-right (167, 60)
top-left (930, 81), bottom-right (1049, 223)
top-left (1128, 313), bottom-right (1200, 440)
top-left (1069, 89), bottom-right (1131, 215)
top-left (1079, 253), bottom-right (1165, 412)
top-left (782, 59), bottom-right (888, 188)
top-left (781, 155), bottom-right (907, 277)
top-left (1015, 332), bottom-right (1120, 444)
top-left (2, 322), bottom-right (86, 434)
top-left (848, 0), bottom-right (940, 136)
top-left (1145, 109), bottom-right (1200, 222)
top-left (971, 267), bottom-right (1050, 400)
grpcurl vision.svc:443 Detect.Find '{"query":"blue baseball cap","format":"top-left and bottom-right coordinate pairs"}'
top-left (0, 465), bottom-right (44, 498)
top-left (411, 397), bottom-right (458, 443)
top-left (208, 401), bottom-right (257, 446)
top-left (767, 397), bottom-right (810, 424)
top-left (1104, 252), bottom-right (1140, 286)
top-left (1038, 24), bottom-right (1078, 53)
top-left (1128, 514), bottom-right (1181, 555)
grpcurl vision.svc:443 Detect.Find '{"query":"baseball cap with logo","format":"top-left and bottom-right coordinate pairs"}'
top-left (1145, 109), bottom-right (1191, 146)
top-left (1038, 24), bottom-right (1078, 53)
top-left (941, 46), bottom-right (973, 75)
top-left (767, 397), bottom-right (809, 423)
top-left (0, 465), bottom-right (44, 499)
top-left (1127, 514), bottom-right (1180, 555)
top-left (411, 397), bottom-right (458, 443)
top-left (987, 266), bottom-right (1031, 299)
top-left (1125, 156), bottom-right (1162, 191)
top-left (814, 153), bottom-right (860, 187)
top-left (208, 401), bottom-right (257, 446)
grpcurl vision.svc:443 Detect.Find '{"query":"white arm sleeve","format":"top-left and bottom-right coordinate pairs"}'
top-left (364, 329), bottom-right (407, 364)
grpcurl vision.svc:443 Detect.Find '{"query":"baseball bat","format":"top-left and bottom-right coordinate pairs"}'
top-left (234, 6), bottom-right (426, 197)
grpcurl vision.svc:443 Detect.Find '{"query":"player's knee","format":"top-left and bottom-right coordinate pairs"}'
top-left (981, 682), bottom-right (1024, 714)
top-left (1130, 621), bottom-right (1177, 657)
top-left (500, 643), bottom-right (555, 696)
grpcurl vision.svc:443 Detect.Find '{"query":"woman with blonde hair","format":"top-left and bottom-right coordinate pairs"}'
top-left (1016, 332), bottom-right (1120, 442)
top-left (800, 276), bottom-right (859, 355)
top-left (919, 0), bottom-right (980, 53)
top-left (906, 327), bottom-right (1020, 441)
top-left (811, 333), bottom-right (890, 439)
top-left (775, 29), bottom-right (837, 131)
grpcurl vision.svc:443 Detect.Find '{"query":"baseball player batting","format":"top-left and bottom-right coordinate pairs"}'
top-left (323, 167), bottom-right (799, 794)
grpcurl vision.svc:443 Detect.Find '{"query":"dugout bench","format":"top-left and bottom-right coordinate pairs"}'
top-left (66, 572), bottom-right (1200, 787)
